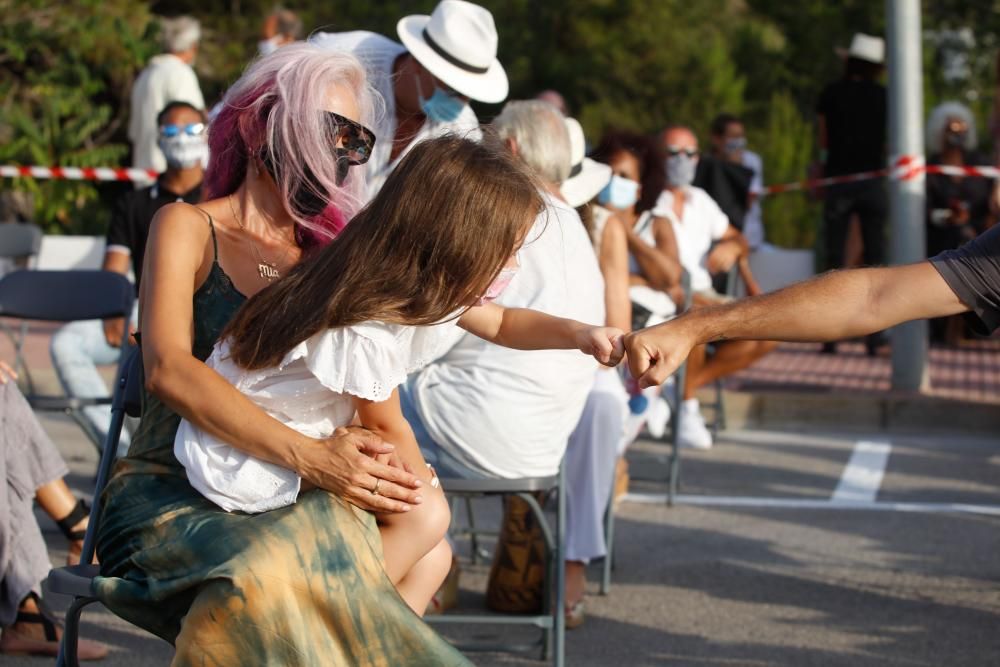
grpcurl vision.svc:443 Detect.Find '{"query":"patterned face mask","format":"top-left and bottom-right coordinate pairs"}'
top-left (158, 132), bottom-right (208, 169)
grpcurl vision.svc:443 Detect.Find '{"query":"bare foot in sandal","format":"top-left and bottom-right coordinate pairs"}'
top-left (0, 593), bottom-right (108, 660)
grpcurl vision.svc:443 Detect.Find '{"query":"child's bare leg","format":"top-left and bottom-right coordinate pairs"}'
top-left (376, 440), bottom-right (451, 612)
top-left (394, 539), bottom-right (452, 615)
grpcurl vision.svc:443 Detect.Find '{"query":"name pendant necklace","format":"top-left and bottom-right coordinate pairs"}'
top-left (228, 194), bottom-right (289, 282)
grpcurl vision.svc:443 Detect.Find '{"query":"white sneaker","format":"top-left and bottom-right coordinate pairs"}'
top-left (645, 394), bottom-right (671, 439)
top-left (677, 399), bottom-right (713, 450)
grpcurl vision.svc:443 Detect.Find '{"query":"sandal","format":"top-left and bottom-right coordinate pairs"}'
top-left (0, 593), bottom-right (108, 660)
top-left (565, 598), bottom-right (586, 630)
top-left (55, 499), bottom-right (90, 566)
top-left (425, 558), bottom-right (460, 616)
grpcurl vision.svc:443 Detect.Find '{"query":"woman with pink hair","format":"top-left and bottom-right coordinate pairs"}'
top-left (92, 44), bottom-right (470, 665)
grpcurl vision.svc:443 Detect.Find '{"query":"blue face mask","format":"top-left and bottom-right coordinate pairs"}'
top-left (598, 175), bottom-right (640, 210)
top-left (418, 81), bottom-right (466, 124)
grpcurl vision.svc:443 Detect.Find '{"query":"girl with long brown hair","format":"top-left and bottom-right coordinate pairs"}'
top-left (175, 134), bottom-right (625, 614)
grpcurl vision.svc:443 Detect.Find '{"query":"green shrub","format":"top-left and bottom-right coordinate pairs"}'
top-left (0, 0), bottom-right (157, 234)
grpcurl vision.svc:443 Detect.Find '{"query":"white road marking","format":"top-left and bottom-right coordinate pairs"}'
top-left (831, 440), bottom-right (892, 502)
top-left (621, 492), bottom-right (1000, 516)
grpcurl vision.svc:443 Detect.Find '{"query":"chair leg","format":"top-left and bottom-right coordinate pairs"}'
top-left (717, 379), bottom-right (727, 433)
top-left (56, 596), bottom-right (97, 667)
top-left (554, 465), bottom-right (566, 667)
top-left (600, 492), bottom-right (615, 595)
top-left (464, 496), bottom-right (479, 564)
top-left (669, 361), bottom-right (688, 506)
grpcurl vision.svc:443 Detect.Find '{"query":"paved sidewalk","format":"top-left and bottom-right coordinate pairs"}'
top-left (728, 339), bottom-right (1000, 405)
top-left (12, 411), bottom-right (1000, 667)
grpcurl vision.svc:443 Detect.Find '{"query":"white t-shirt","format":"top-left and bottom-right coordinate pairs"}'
top-left (741, 150), bottom-right (765, 249)
top-left (311, 30), bottom-right (482, 199)
top-left (408, 193), bottom-right (606, 479)
top-left (652, 186), bottom-right (731, 293)
top-left (128, 54), bottom-right (205, 173)
top-left (174, 319), bottom-right (459, 513)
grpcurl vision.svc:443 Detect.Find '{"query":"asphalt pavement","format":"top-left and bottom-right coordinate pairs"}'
top-left (13, 412), bottom-right (1000, 667)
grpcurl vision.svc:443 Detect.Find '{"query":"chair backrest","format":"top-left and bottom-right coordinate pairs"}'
top-left (0, 223), bottom-right (42, 260)
top-left (79, 346), bottom-right (143, 564)
top-left (0, 269), bottom-right (133, 322)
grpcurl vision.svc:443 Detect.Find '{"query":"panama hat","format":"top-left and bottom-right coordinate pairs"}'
top-left (561, 117), bottom-right (612, 207)
top-left (837, 33), bottom-right (885, 65)
top-left (397, 0), bottom-right (509, 104)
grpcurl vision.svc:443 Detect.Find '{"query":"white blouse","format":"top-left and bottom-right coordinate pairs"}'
top-left (174, 319), bottom-right (460, 514)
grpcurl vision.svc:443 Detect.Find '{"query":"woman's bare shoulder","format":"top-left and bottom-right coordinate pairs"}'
top-left (146, 201), bottom-right (217, 253)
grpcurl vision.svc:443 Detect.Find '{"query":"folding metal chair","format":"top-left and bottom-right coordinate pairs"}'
top-left (0, 222), bottom-right (42, 267)
top-left (428, 467), bottom-right (566, 667)
top-left (49, 346), bottom-right (142, 666)
top-left (701, 265), bottom-right (742, 437)
top-left (0, 269), bottom-right (134, 450)
top-left (0, 223), bottom-right (43, 379)
top-left (600, 272), bottom-right (693, 594)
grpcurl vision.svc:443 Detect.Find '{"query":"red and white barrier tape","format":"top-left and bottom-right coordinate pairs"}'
top-left (763, 155), bottom-right (999, 196)
top-left (0, 165), bottom-right (158, 182)
top-left (3, 155), bottom-right (1000, 195)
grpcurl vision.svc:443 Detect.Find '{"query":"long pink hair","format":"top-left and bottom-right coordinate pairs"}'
top-left (204, 43), bottom-right (377, 247)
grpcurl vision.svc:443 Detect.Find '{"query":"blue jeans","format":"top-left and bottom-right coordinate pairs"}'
top-left (398, 378), bottom-right (486, 480)
top-left (49, 304), bottom-right (138, 454)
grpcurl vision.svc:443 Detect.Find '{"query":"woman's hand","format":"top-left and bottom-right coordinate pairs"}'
top-left (295, 425), bottom-right (425, 513)
top-left (575, 326), bottom-right (626, 367)
top-left (0, 359), bottom-right (17, 384)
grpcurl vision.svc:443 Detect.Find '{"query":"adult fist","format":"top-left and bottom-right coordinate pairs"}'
top-left (623, 321), bottom-right (698, 388)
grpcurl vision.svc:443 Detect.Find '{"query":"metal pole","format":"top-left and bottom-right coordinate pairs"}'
top-left (887, 0), bottom-right (929, 392)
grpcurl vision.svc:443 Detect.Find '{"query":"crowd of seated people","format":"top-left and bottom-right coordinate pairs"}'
top-left (13, 6), bottom-right (997, 665)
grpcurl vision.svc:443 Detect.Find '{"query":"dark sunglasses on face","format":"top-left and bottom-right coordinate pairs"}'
top-left (160, 123), bottom-right (206, 138)
top-left (666, 146), bottom-right (698, 158)
top-left (324, 111), bottom-right (376, 166)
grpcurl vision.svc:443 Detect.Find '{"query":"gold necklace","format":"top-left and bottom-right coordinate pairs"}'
top-left (228, 194), bottom-right (287, 282)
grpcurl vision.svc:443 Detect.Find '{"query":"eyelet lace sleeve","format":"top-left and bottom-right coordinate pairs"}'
top-left (292, 320), bottom-right (461, 402)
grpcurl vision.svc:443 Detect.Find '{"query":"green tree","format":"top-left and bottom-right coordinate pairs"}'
top-left (0, 0), bottom-right (157, 233)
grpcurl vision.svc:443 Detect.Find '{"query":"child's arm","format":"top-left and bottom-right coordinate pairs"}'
top-left (458, 302), bottom-right (625, 366)
top-left (353, 390), bottom-right (438, 488)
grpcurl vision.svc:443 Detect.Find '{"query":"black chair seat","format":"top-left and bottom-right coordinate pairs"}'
top-left (48, 564), bottom-right (99, 599)
top-left (28, 395), bottom-right (111, 411)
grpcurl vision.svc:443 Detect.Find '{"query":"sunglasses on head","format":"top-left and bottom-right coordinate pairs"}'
top-left (160, 123), bottom-right (206, 138)
top-left (324, 112), bottom-right (376, 166)
top-left (666, 146), bottom-right (698, 158)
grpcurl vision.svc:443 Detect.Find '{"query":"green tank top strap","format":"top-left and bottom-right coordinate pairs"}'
top-left (196, 207), bottom-right (219, 262)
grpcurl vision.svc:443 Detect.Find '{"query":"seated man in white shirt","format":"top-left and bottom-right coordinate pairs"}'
top-left (399, 100), bottom-right (606, 616)
top-left (657, 125), bottom-right (776, 449)
top-left (312, 0), bottom-right (507, 198)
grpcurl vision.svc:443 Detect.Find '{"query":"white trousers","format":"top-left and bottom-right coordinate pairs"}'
top-left (564, 369), bottom-right (629, 563)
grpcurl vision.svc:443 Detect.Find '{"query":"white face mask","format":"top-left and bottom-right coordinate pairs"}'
top-left (258, 37), bottom-right (280, 56)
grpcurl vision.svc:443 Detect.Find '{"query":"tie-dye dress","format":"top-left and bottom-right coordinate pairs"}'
top-left (94, 223), bottom-right (470, 667)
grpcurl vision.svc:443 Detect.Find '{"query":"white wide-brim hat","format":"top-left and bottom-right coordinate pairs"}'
top-left (836, 32), bottom-right (885, 65)
top-left (561, 117), bottom-right (612, 207)
top-left (562, 158), bottom-right (613, 208)
top-left (397, 0), bottom-right (509, 104)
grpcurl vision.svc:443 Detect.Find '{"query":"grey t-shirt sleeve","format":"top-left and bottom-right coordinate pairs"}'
top-left (929, 224), bottom-right (1000, 334)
